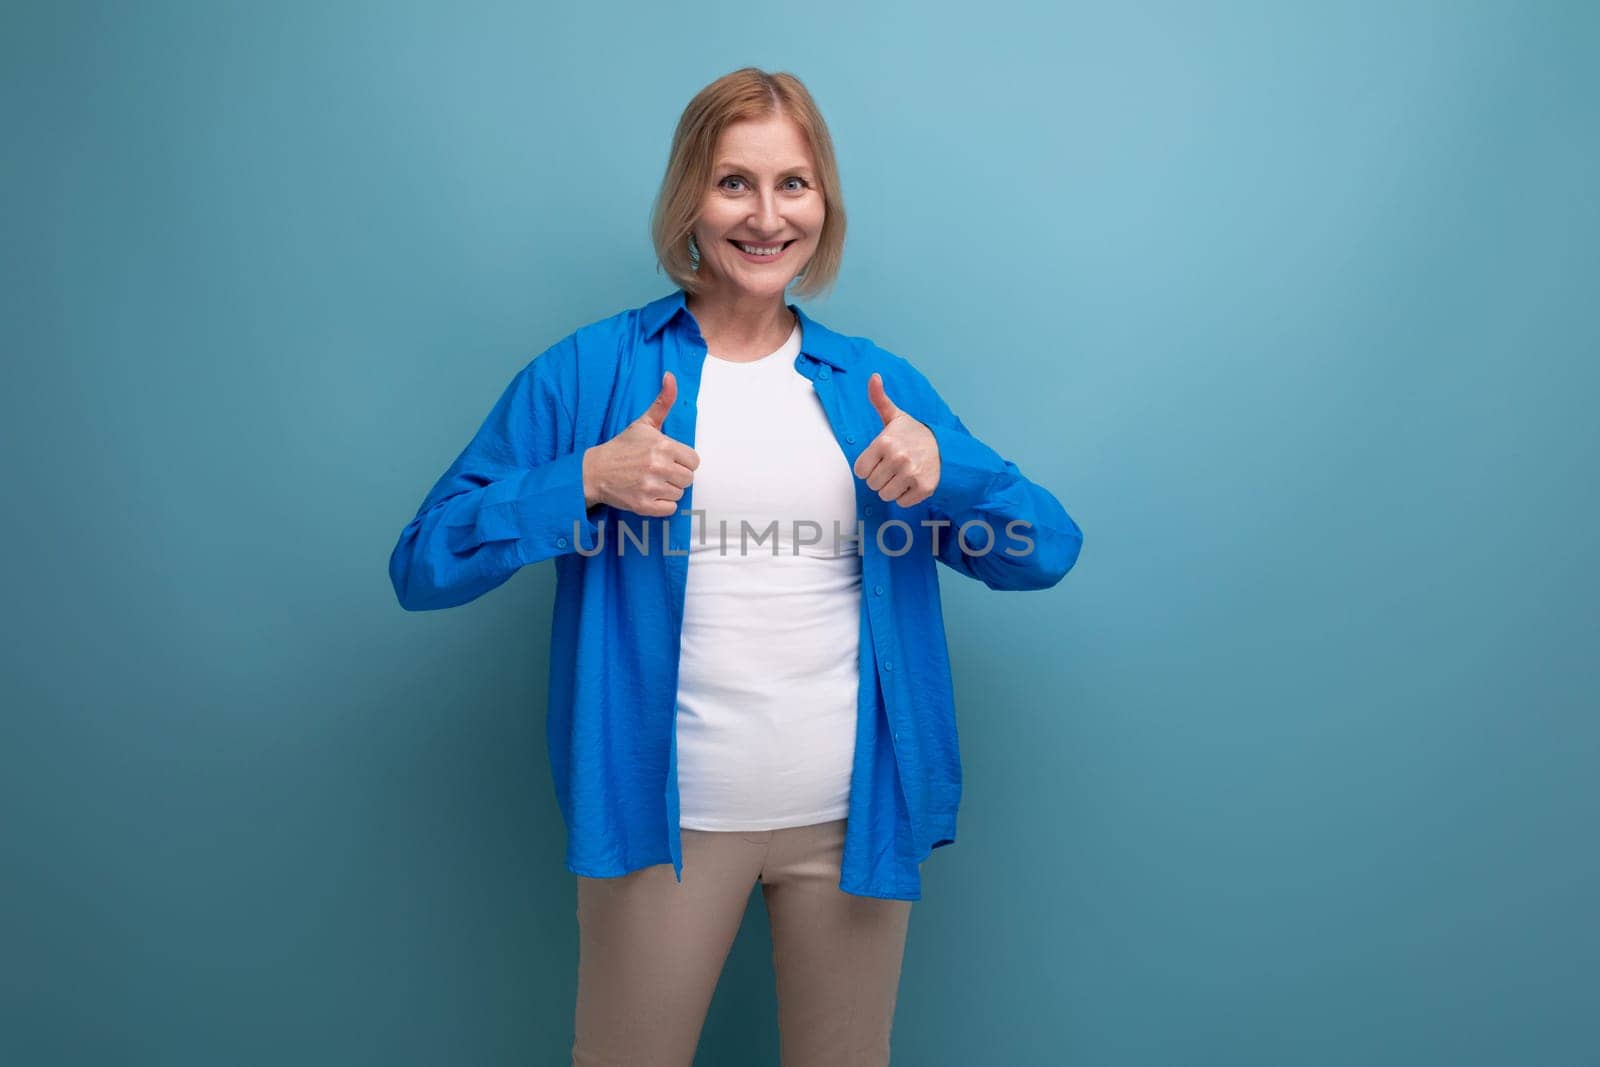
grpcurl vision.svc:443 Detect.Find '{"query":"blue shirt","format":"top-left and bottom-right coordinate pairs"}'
top-left (389, 288), bottom-right (1084, 900)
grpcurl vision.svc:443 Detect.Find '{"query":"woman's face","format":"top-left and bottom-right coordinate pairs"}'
top-left (691, 114), bottom-right (825, 303)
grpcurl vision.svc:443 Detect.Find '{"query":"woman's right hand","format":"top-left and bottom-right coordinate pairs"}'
top-left (581, 371), bottom-right (700, 518)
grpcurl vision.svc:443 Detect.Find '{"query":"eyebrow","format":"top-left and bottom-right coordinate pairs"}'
top-left (713, 161), bottom-right (813, 175)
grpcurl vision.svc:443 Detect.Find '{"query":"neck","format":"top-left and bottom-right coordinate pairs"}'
top-left (685, 286), bottom-right (794, 352)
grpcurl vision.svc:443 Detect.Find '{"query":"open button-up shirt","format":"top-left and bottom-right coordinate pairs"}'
top-left (389, 288), bottom-right (1084, 899)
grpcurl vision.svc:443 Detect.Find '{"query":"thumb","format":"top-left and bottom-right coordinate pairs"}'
top-left (868, 372), bottom-right (900, 427)
top-left (638, 371), bottom-right (676, 430)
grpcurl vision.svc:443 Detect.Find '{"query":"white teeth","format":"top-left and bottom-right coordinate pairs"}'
top-left (737, 242), bottom-right (784, 256)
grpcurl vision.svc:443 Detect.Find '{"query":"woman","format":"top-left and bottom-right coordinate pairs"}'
top-left (389, 67), bottom-right (1083, 1067)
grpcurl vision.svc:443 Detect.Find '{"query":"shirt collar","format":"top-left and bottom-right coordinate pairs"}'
top-left (640, 288), bottom-right (858, 372)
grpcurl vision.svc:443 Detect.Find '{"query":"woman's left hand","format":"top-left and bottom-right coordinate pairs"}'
top-left (853, 373), bottom-right (942, 507)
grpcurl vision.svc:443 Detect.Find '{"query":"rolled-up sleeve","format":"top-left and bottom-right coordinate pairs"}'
top-left (389, 335), bottom-right (602, 611)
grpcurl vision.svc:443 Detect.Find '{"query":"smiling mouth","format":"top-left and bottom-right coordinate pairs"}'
top-left (728, 239), bottom-right (795, 258)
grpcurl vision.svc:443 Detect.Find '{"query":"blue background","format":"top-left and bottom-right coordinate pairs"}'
top-left (4, 1), bottom-right (1596, 1064)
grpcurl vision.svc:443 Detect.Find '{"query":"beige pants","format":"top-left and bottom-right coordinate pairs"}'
top-left (572, 818), bottom-right (914, 1066)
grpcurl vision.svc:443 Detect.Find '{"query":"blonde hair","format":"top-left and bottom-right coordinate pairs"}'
top-left (651, 67), bottom-right (846, 300)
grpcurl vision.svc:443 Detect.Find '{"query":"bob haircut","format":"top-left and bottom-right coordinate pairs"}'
top-left (651, 67), bottom-right (846, 301)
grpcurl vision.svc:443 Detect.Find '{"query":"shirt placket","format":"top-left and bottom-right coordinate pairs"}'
top-left (795, 349), bottom-right (926, 860)
top-left (661, 322), bottom-right (706, 884)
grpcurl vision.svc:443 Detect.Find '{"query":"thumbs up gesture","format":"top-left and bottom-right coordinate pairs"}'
top-left (582, 372), bottom-right (701, 517)
top-left (852, 373), bottom-right (941, 508)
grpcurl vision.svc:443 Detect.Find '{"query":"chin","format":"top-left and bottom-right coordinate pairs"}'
top-left (723, 275), bottom-right (795, 298)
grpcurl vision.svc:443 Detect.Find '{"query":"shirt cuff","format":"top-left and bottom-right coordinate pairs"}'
top-left (444, 449), bottom-right (601, 558)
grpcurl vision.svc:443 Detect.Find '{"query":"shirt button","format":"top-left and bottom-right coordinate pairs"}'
top-left (864, 504), bottom-right (874, 516)
top-left (556, 536), bottom-right (568, 548)
top-left (873, 584), bottom-right (883, 596)
top-left (884, 659), bottom-right (893, 671)
top-left (846, 433), bottom-right (856, 444)
top-left (818, 367), bottom-right (831, 380)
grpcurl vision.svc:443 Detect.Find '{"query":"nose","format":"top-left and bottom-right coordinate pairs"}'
top-left (749, 192), bottom-right (783, 237)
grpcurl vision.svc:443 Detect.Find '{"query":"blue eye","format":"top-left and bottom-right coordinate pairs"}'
top-left (720, 175), bottom-right (810, 192)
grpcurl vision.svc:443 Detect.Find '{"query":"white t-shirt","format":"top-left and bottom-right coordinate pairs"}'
top-left (674, 319), bottom-right (862, 830)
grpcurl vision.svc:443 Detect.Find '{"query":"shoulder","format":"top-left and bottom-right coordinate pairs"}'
top-left (570, 302), bottom-right (646, 351)
top-left (862, 340), bottom-right (931, 388)
top-left (797, 308), bottom-right (938, 392)
top-left (810, 318), bottom-right (949, 419)
top-left (520, 298), bottom-right (647, 386)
